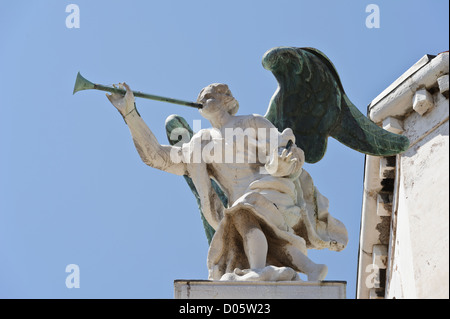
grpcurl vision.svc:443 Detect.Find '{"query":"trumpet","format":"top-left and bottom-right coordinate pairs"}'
top-left (72, 72), bottom-right (203, 109)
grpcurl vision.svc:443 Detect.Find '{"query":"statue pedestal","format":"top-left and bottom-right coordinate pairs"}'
top-left (174, 280), bottom-right (346, 299)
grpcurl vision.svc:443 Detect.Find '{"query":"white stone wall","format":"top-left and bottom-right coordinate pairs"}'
top-left (357, 52), bottom-right (449, 299)
top-left (386, 91), bottom-right (449, 299)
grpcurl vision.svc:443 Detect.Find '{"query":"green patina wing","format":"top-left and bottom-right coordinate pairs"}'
top-left (165, 115), bottom-right (227, 245)
top-left (262, 46), bottom-right (409, 163)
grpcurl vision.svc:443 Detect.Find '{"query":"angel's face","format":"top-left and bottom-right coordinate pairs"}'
top-left (197, 84), bottom-right (238, 121)
top-left (198, 87), bottom-right (223, 120)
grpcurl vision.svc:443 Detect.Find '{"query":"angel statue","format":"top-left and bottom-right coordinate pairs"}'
top-left (103, 47), bottom-right (409, 282)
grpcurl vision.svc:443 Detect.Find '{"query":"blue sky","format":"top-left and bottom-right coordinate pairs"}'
top-left (0, 1), bottom-right (448, 299)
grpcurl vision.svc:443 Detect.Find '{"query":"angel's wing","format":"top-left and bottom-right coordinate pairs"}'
top-left (165, 114), bottom-right (228, 245)
top-left (262, 46), bottom-right (409, 163)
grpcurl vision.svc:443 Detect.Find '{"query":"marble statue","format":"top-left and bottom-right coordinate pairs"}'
top-left (103, 47), bottom-right (409, 282)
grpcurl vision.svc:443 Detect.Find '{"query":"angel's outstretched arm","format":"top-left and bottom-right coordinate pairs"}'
top-left (106, 83), bottom-right (187, 176)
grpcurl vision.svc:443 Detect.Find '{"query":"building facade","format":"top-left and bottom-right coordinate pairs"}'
top-left (356, 52), bottom-right (449, 299)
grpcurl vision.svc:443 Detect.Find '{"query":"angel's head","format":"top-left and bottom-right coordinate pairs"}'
top-left (197, 83), bottom-right (239, 121)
